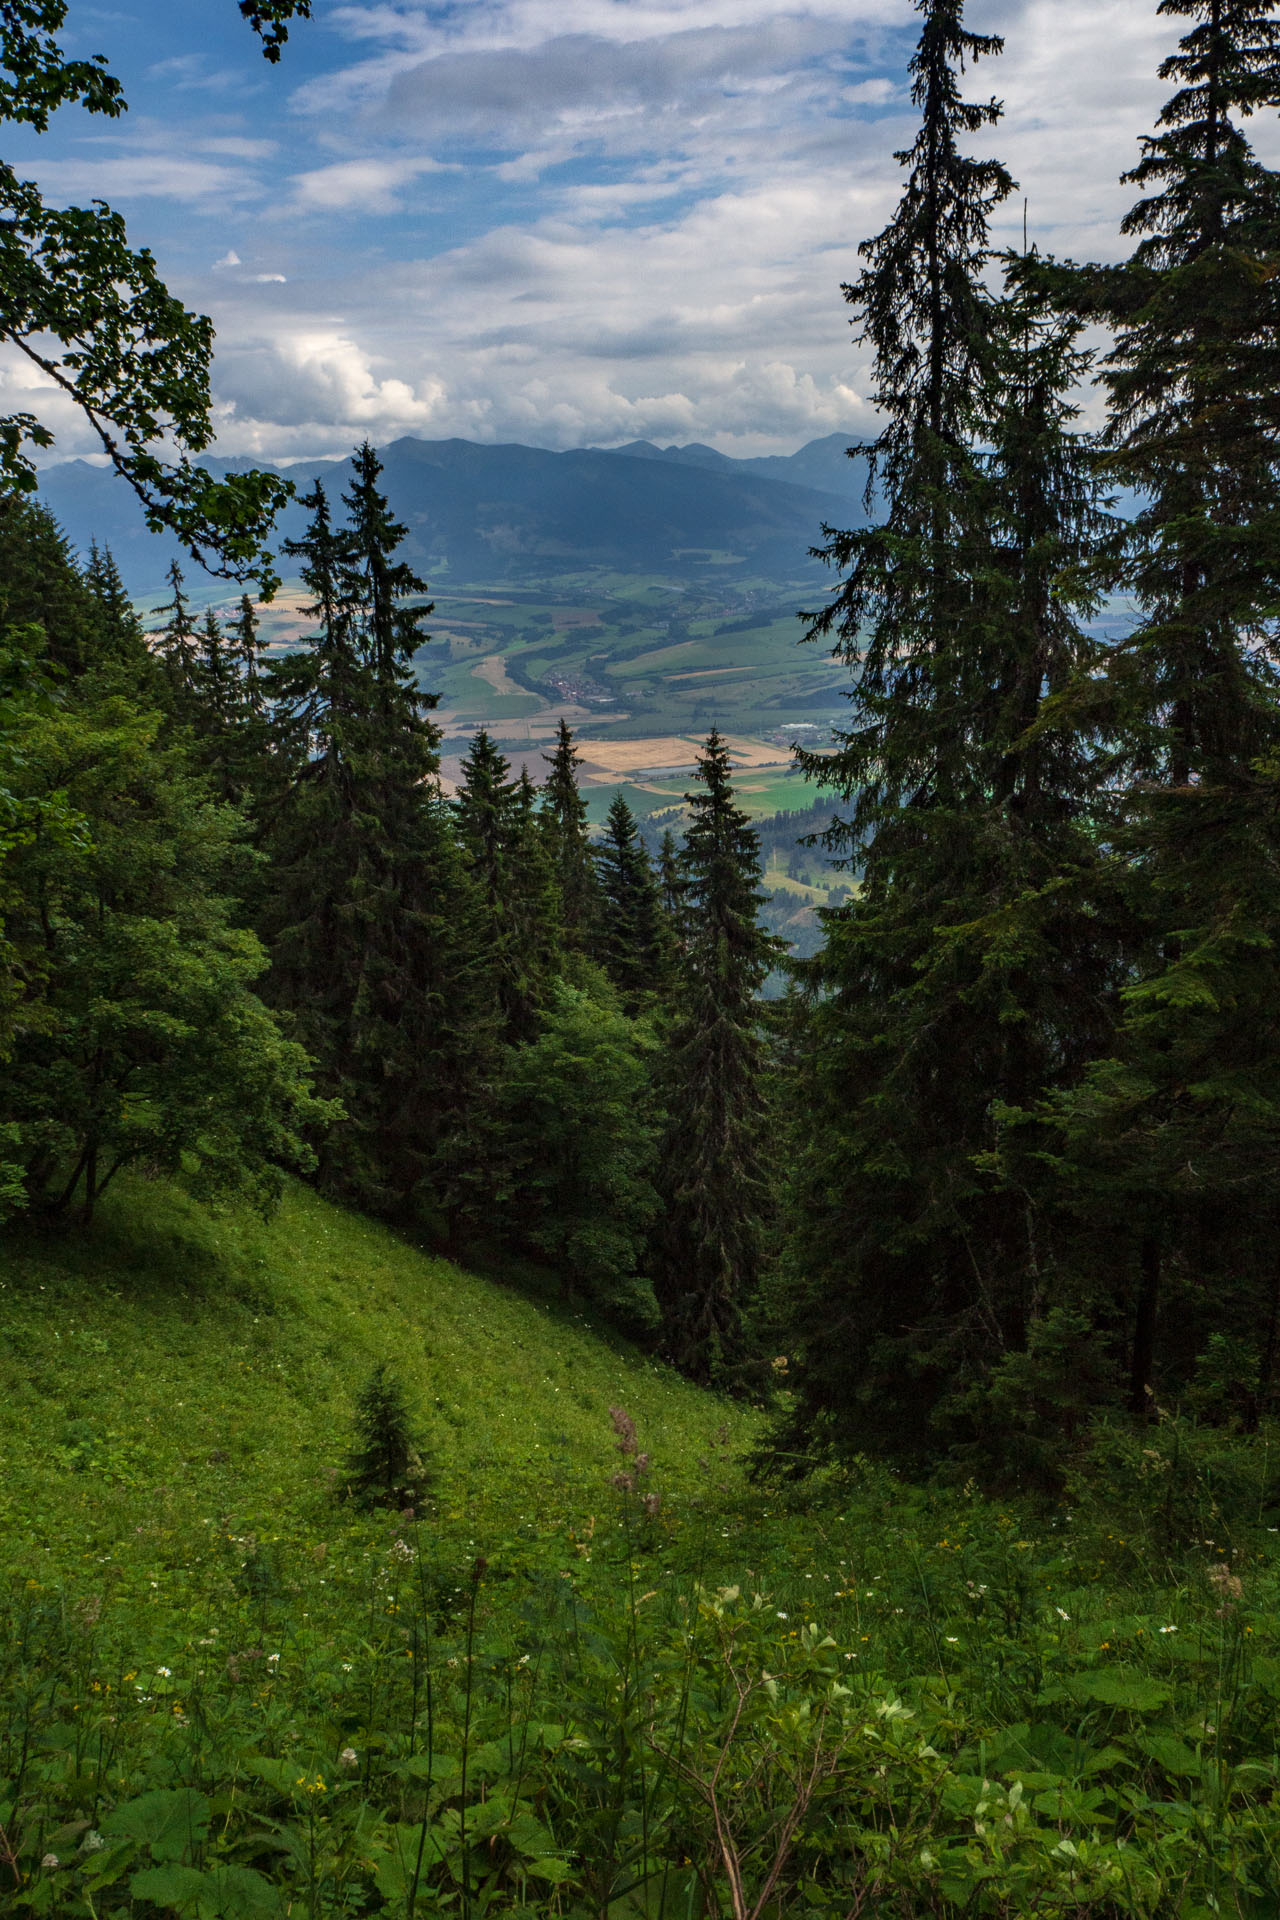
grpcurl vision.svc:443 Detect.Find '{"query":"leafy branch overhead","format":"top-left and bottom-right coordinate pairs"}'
top-left (0, 4), bottom-right (314, 591)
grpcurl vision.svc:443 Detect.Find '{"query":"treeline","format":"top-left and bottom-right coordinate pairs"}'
top-left (0, 451), bottom-right (777, 1385)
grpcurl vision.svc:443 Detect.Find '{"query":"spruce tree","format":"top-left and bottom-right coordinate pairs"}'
top-left (454, 734), bottom-right (556, 1042)
top-left (774, 1), bottom-right (1119, 1467)
top-left (653, 732), bottom-right (779, 1383)
top-left (1039, 0), bottom-right (1280, 1420)
top-left (154, 559), bottom-right (201, 720)
top-left (596, 794), bottom-right (668, 1011)
top-left (84, 543), bottom-right (151, 683)
top-left (541, 718), bottom-right (601, 949)
top-left (260, 468), bottom-right (489, 1222)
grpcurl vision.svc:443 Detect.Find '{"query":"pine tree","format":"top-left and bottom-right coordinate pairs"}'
top-left (154, 559), bottom-right (201, 720)
top-left (259, 468), bottom-right (489, 1222)
top-left (541, 718), bottom-right (601, 949)
top-left (344, 1362), bottom-right (429, 1511)
top-left (454, 734), bottom-right (555, 1042)
top-left (773, 1), bottom-right (1122, 1467)
top-left (596, 795), bottom-right (668, 1010)
top-left (227, 594), bottom-right (265, 721)
top-left (653, 732), bottom-right (780, 1382)
top-left (84, 542), bottom-right (151, 683)
top-left (1039, 0), bottom-right (1280, 1420)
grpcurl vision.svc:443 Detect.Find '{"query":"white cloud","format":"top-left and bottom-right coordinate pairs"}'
top-left (286, 155), bottom-right (451, 213)
top-left (32, 151), bottom-right (263, 206)
top-left (23, 0), bottom-right (1241, 466)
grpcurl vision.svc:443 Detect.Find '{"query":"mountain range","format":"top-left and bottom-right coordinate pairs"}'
top-left (35, 433), bottom-right (873, 596)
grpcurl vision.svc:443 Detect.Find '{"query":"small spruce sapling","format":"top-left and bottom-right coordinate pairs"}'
top-left (344, 1361), bottom-right (429, 1511)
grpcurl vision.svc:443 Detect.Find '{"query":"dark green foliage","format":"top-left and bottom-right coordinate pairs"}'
top-left (1024, 0), bottom-right (1280, 1424)
top-left (775, 0), bottom-right (1125, 1466)
top-left (493, 975), bottom-right (661, 1330)
top-left (654, 732), bottom-right (779, 1383)
top-left (154, 560), bottom-right (201, 722)
top-left (541, 718), bottom-right (601, 949)
top-left (0, 508), bottom-right (330, 1226)
top-left (454, 731), bottom-right (557, 1043)
top-left (0, 4), bottom-right (305, 585)
top-left (260, 464), bottom-right (490, 1222)
top-left (344, 1360), bottom-right (428, 1510)
top-left (595, 795), bottom-right (669, 1010)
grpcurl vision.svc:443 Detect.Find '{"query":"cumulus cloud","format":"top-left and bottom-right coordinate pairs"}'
top-left (287, 155), bottom-right (452, 213)
top-left (19, 0), bottom-right (1235, 465)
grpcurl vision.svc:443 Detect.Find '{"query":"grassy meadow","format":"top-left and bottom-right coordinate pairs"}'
top-left (4, 1179), bottom-right (1280, 1917)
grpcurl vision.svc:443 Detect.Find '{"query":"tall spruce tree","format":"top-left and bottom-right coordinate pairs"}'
top-left (454, 734), bottom-right (557, 1043)
top-left (596, 794), bottom-right (668, 1011)
top-left (653, 731), bottom-right (779, 1383)
top-left (154, 559), bottom-right (201, 721)
top-left (260, 466), bottom-right (488, 1222)
top-left (541, 718), bottom-right (600, 950)
top-left (773, 1), bottom-right (1120, 1468)
top-left (1037, 0), bottom-right (1280, 1421)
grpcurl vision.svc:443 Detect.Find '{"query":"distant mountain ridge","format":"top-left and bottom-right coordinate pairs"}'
top-left (35, 432), bottom-right (873, 596)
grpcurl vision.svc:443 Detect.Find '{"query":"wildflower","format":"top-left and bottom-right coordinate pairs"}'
top-left (1207, 1564), bottom-right (1243, 1604)
top-left (776, 1611), bottom-right (788, 1620)
top-left (267, 1653), bottom-right (280, 1667)
top-left (945, 1636), bottom-right (959, 1644)
top-left (156, 1666), bottom-right (171, 1678)
top-left (339, 1748), bottom-right (358, 1769)
top-left (609, 1406), bottom-right (638, 1457)
top-left (1055, 1608), bottom-right (1069, 1621)
top-left (643, 1492), bottom-right (661, 1519)
top-left (42, 1855), bottom-right (60, 1871)
top-left (1159, 1624), bottom-right (1178, 1634)
top-left (611, 1472), bottom-right (635, 1493)
top-left (81, 1833), bottom-right (104, 1855)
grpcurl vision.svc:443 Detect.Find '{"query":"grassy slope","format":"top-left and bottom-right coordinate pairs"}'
top-left (0, 1176), bottom-right (757, 1585)
top-left (8, 1181), bottom-right (1280, 1918)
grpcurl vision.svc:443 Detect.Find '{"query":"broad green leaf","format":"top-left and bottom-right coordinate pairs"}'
top-left (130, 1865), bottom-right (207, 1912)
top-left (1067, 1669), bottom-right (1172, 1712)
top-left (105, 1789), bottom-right (211, 1864)
top-left (1137, 1731), bottom-right (1201, 1777)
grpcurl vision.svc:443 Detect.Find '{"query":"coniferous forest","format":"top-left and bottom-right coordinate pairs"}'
top-left (8, 3), bottom-right (1280, 1916)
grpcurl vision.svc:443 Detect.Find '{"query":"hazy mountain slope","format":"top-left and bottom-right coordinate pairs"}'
top-left (35, 434), bottom-right (873, 595)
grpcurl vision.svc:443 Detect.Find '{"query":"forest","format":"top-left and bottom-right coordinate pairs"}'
top-left (5, 0), bottom-right (1280, 1915)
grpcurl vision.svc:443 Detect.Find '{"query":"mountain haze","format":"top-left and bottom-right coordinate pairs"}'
top-left (36, 434), bottom-right (872, 596)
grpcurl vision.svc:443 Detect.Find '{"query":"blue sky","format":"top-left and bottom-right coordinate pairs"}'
top-left (4, 1), bottom-right (1222, 463)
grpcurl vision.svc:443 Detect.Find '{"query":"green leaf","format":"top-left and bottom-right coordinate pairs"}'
top-left (1137, 1731), bottom-right (1201, 1777)
top-left (129, 1865), bottom-right (207, 1913)
top-left (1067, 1668), bottom-right (1172, 1712)
top-left (195, 1866), bottom-right (283, 1918)
top-left (523, 1857), bottom-right (575, 1884)
top-left (104, 1789), bottom-right (211, 1864)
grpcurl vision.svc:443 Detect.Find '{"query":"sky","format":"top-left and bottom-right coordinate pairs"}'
top-left (1, 0), bottom-right (1239, 465)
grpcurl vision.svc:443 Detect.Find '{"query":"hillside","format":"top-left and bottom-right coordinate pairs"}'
top-left (35, 434), bottom-right (872, 597)
top-left (5, 1182), bottom-right (1280, 1917)
top-left (0, 1175), bottom-right (755, 1582)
